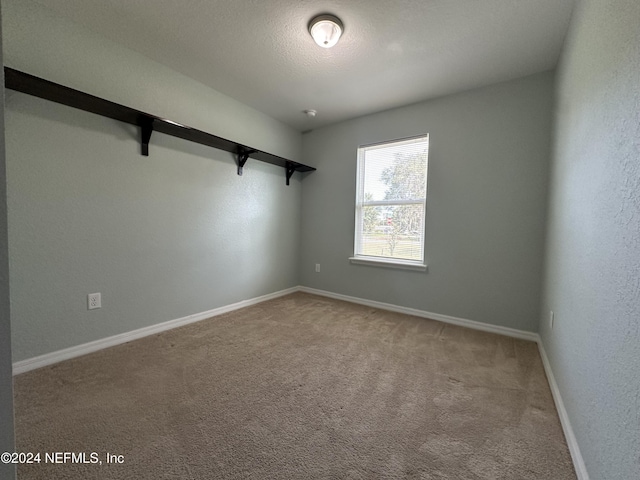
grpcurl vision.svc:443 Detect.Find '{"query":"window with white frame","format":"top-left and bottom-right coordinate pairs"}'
top-left (352, 135), bottom-right (429, 268)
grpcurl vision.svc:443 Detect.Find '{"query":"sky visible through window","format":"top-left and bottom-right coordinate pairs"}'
top-left (363, 149), bottom-right (392, 201)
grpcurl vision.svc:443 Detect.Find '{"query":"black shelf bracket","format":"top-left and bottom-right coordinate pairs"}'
top-left (236, 148), bottom-right (256, 176)
top-left (4, 67), bottom-right (316, 186)
top-left (286, 162), bottom-right (297, 186)
top-left (141, 117), bottom-right (154, 156)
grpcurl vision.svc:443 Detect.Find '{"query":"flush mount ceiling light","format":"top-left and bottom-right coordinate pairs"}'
top-left (308, 14), bottom-right (343, 48)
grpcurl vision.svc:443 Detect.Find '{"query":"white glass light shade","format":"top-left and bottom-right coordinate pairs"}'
top-left (309, 15), bottom-right (343, 48)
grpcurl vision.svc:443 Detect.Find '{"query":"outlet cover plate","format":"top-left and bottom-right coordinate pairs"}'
top-left (88, 292), bottom-right (101, 310)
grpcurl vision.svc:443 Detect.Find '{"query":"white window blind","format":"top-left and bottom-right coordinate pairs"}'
top-left (354, 135), bottom-right (429, 265)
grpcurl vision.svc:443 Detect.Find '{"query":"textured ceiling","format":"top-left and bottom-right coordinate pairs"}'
top-left (33, 0), bottom-right (575, 131)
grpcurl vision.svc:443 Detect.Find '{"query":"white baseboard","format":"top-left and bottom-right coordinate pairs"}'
top-left (537, 340), bottom-right (589, 480)
top-left (298, 286), bottom-right (539, 342)
top-left (12, 286), bottom-right (299, 375)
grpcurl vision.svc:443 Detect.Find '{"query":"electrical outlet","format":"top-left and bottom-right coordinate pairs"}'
top-left (315, 264), bottom-right (321, 273)
top-left (550, 310), bottom-right (554, 329)
top-left (88, 293), bottom-right (101, 310)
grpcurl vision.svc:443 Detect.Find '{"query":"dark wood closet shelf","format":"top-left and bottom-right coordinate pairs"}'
top-left (4, 67), bottom-right (315, 185)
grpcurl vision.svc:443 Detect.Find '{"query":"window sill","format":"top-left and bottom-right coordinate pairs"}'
top-left (348, 256), bottom-right (428, 272)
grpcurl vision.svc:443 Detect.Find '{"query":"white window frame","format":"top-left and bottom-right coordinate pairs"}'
top-left (350, 135), bottom-right (429, 271)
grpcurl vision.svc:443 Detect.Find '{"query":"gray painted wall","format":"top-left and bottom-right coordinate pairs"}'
top-left (540, 0), bottom-right (640, 478)
top-left (4, 1), bottom-right (303, 362)
top-left (0, 4), bottom-right (17, 478)
top-left (300, 72), bottom-right (554, 332)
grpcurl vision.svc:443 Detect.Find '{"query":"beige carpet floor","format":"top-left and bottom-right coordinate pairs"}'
top-left (13, 292), bottom-right (575, 479)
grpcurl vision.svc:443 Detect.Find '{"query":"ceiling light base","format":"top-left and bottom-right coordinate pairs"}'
top-left (309, 14), bottom-right (343, 48)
